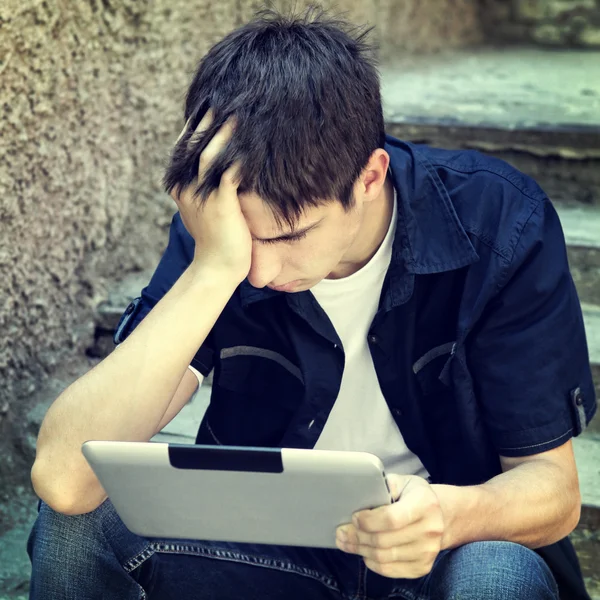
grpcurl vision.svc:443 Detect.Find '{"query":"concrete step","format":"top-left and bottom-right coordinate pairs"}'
top-left (574, 435), bottom-right (600, 509)
top-left (572, 434), bottom-right (600, 599)
top-left (380, 50), bottom-right (600, 306)
top-left (557, 206), bottom-right (600, 250)
top-left (556, 204), bottom-right (600, 307)
top-left (381, 46), bottom-right (600, 156)
top-left (555, 204), bottom-right (600, 307)
top-left (583, 304), bottom-right (600, 421)
top-left (382, 46), bottom-right (600, 213)
top-left (571, 519), bottom-right (600, 600)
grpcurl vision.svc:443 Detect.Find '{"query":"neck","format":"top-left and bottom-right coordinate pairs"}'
top-left (327, 175), bottom-right (395, 279)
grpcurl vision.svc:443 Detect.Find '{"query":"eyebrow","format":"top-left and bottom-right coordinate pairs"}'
top-left (253, 218), bottom-right (324, 243)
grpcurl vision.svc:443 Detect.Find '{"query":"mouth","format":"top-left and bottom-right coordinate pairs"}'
top-left (269, 280), bottom-right (301, 292)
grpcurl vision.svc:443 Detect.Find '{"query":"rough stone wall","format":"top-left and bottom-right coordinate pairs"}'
top-left (0, 0), bottom-right (239, 489)
top-left (376, 0), bottom-right (483, 58)
top-left (0, 0), bottom-right (485, 497)
top-left (235, 0), bottom-right (484, 60)
top-left (481, 0), bottom-right (600, 46)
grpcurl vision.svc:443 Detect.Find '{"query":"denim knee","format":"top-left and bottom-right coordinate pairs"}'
top-left (428, 541), bottom-right (559, 600)
top-left (27, 499), bottom-right (152, 600)
top-left (27, 500), bottom-right (106, 578)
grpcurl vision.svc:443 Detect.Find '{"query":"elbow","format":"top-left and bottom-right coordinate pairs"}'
top-left (550, 491), bottom-right (582, 544)
top-left (564, 497), bottom-right (582, 537)
top-left (30, 458), bottom-right (107, 516)
top-left (530, 503), bottom-right (581, 550)
top-left (564, 477), bottom-right (583, 537)
top-left (30, 459), bottom-right (71, 515)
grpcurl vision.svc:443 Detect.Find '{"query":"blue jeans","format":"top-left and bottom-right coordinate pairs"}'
top-left (27, 498), bottom-right (559, 600)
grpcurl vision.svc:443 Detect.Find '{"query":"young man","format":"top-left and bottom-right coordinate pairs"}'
top-left (28, 7), bottom-right (596, 600)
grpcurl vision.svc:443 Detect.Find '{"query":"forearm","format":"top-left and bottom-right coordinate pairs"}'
top-left (432, 458), bottom-right (581, 550)
top-left (32, 262), bottom-right (236, 510)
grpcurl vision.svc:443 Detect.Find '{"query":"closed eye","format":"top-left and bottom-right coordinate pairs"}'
top-left (258, 231), bottom-right (309, 245)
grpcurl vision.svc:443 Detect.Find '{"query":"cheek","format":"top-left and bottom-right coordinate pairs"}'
top-left (302, 238), bottom-right (345, 269)
top-left (288, 221), bottom-right (356, 272)
top-left (327, 219), bottom-right (359, 254)
top-left (282, 244), bottom-right (321, 274)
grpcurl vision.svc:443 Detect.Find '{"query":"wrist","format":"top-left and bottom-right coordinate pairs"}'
top-left (188, 258), bottom-right (246, 290)
top-left (431, 483), bottom-right (481, 550)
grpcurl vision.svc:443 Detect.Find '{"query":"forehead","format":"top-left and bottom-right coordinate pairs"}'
top-left (238, 191), bottom-right (325, 235)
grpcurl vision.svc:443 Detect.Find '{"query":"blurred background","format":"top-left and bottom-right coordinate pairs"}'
top-left (1, 0), bottom-right (599, 597)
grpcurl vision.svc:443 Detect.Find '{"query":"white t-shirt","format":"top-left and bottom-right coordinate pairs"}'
top-left (311, 188), bottom-right (429, 478)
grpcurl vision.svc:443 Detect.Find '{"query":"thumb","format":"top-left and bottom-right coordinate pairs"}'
top-left (386, 474), bottom-right (413, 501)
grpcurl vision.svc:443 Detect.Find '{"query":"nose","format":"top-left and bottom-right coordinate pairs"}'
top-left (246, 244), bottom-right (282, 289)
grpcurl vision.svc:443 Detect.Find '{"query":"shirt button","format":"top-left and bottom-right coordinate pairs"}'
top-left (574, 388), bottom-right (584, 406)
top-left (368, 334), bottom-right (378, 345)
top-left (333, 344), bottom-right (338, 349)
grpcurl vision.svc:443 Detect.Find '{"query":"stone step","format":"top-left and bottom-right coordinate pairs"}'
top-left (574, 435), bottom-right (600, 510)
top-left (571, 516), bottom-right (600, 600)
top-left (382, 46), bottom-right (600, 211)
top-left (380, 47), bottom-right (600, 300)
top-left (557, 206), bottom-right (600, 250)
top-left (556, 205), bottom-right (600, 306)
top-left (583, 304), bottom-right (600, 424)
top-left (381, 46), bottom-right (600, 155)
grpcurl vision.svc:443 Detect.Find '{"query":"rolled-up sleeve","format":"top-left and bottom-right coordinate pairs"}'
top-left (468, 198), bottom-right (597, 457)
top-left (113, 213), bottom-right (215, 377)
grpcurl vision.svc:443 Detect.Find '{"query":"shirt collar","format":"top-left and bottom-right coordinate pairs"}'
top-left (240, 134), bottom-right (478, 307)
top-left (387, 135), bottom-right (478, 274)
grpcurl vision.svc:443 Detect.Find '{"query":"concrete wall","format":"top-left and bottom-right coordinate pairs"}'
top-left (0, 0), bottom-right (485, 494)
top-left (0, 0), bottom-right (238, 490)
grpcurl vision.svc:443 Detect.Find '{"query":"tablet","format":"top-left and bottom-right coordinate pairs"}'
top-left (81, 441), bottom-right (394, 548)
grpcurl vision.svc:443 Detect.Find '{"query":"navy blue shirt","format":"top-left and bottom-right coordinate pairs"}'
top-left (116, 135), bottom-right (596, 597)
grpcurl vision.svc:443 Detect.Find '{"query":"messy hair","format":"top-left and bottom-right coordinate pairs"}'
top-left (163, 4), bottom-right (385, 228)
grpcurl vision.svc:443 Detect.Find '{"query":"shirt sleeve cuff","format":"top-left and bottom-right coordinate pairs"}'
top-left (187, 365), bottom-right (204, 388)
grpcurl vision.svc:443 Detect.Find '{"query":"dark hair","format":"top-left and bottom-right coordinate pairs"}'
top-left (163, 4), bottom-right (385, 228)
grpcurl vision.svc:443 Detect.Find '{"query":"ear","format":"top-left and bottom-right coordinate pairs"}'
top-left (359, 149), bottom-right (390, 203)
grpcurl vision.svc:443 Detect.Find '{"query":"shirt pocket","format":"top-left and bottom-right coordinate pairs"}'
top-left (413, 342), bottom-right (456, 393)
top-left (204, 346), bottom-right (305, 446)
top-left (413, 342), bottom-right (462, 446)
top-left (218, 346), bottom-right (304, 394)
